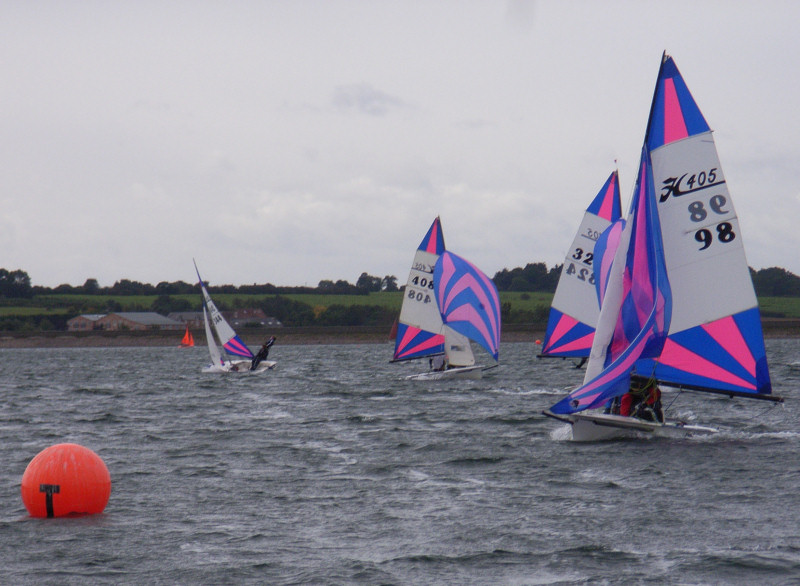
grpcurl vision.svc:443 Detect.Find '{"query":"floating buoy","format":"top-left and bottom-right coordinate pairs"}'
top-left (21, 443), bottom-right (111, 518)
top-left (535, 339), bottom-right (542, 345)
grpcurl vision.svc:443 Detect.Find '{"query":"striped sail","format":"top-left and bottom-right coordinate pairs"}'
top-left (549, 53), bottom-right (775, 415)
top-left (635, 54), bottom-right (771, 397)
top-left (550, 150), bottom-right (671, 414)
top-left (541, 172), bottom-right (622, 357)
top-left (392, 218), bottom-right (446, 361)
top-left (434, 250), bottom-right (501, 362)
top-left (195, 262), bottom-right (254, 360)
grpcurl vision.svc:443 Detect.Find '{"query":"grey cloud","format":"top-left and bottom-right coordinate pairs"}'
top-left (332, 84), bottom-right (409, 116)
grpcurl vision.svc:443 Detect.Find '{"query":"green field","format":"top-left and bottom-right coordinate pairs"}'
top-left (5, 291), bottom-right (800, 321)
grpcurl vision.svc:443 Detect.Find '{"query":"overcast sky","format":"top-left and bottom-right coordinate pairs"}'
top-left (2, 0), bottom-right (798, 288)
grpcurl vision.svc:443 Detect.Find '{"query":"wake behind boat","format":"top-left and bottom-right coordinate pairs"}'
top-left (544, 53), bottom-right (782, 441)
top-left (194, 261), bottom-right (276, 374)
top-left (391, 217), bottom-right (501, 380)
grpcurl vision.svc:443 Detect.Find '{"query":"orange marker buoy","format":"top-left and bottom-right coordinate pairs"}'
top-left (535, 339), bottom-right (542, 345)
top-left (21, 443), bottom-right (111, 518)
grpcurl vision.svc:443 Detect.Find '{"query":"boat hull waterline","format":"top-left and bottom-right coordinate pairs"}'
top-left (553, 411), bottom-right (718, 442)
top-left (404, 364), bottom-right (485, 381)
top-left (201, 359), bottom-right (276, 374)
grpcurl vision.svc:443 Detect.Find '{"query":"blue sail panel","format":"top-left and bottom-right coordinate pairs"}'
top-left (434, 251), bottom-right (501, 361)
top-left (393, 323), bottom-right (445, 361)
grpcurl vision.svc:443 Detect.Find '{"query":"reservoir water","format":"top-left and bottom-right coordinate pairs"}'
top-left (1, 340), bottom-right (799, 584)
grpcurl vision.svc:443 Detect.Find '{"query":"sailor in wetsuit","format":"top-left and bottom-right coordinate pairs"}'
top-left (250, 336), bottom-right (276, 370)
top-left (620, 377), bottom-right (664, 423)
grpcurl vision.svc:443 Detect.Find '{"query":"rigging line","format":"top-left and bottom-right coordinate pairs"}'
top-left (662, 388), bottom-right (683, 415)
top-left (740, 399), bottom-right (782, 424)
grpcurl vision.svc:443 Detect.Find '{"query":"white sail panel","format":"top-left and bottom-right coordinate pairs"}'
top-left (650, 132), bottom-right (757, 334)
top-left (551, 212), bottom-right (615, 326)
top-left (442, 325), bottom-right (475, 367)
top-left (399, 248), bottom-right (443, 334)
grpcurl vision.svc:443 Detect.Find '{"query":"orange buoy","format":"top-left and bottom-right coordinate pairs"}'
top-left (535, 339), bottom-right (542, 345)
top-left (21, 443), bottom-right (111, 518)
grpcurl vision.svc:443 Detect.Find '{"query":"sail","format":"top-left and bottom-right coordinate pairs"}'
top-left (550, 150), bottom-right (671, 414)
top-left (393, 218), bottom-right (447, 361)
top-left (194, 262), bottom-right (254, 360)
top-left (541, 172), bottom-right (622, 357)
top-left (180, 324), bottom-right (194, 347)
top-left (549, 53), bottom-right (777, 414)
top-left (635, 54), bottom-right (772, 396)
top-left (202, 306), bottom-right (223, 367)
top-left (442, 325), bottom-right (475, 367)
top-left (593, 218), bottom-right (626, 309)
top-left (434, 250), bottom-right (501, 362)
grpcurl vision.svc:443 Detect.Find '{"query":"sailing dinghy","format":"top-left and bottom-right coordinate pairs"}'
top-left (195, 261), bottom-right (275, 374)
top-left (539, 171), bottom-right (622, 364)
top-left (544, 53), bottom-right (781, 441)
top-left (392, 217), bottom-right (501, 380)
top-left (179, 324), bottom-right (194, 347)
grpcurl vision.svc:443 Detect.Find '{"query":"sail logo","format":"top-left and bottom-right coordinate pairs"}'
top-left (659, 168), bottom-right (723, 202)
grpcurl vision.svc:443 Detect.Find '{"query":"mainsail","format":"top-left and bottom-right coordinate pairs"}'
top-left (549, 52), bottom-right (778, 415)
top-left (392, 217), bottom-right (447, 362)
top-left (635, 54), bottom-right (772, 397)
top-left (540, 172), bottom-right (622, 357)
top-left (194, 261), bottom-right (254, 360)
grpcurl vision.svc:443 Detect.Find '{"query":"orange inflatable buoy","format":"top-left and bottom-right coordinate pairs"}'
top-left (535, 339), bottom-right (542, 345)
top-left (21, 443), bottom-right (111, 518)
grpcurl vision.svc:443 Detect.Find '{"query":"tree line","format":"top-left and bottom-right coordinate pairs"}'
top-left (2, 264), bottom-right (796, 298)
top-left (1, 265), bottom-right (800, 331)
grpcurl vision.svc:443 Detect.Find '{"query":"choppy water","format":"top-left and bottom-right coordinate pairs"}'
top-left (1, 339), bottom-right (799, 584)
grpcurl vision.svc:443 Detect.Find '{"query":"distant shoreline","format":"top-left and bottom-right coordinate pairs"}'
top-left (0, 320), bottom-right (797, 348)
top-left (0, 326), bottom-right (541, 349)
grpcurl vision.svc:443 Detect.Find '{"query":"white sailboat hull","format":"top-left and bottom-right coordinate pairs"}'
top-left (567, 412), bottom-right (717, 442)
top-left (404, 365), bottom-right (485, 381)
top-left (202, 359), bottom-right (276, 374)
